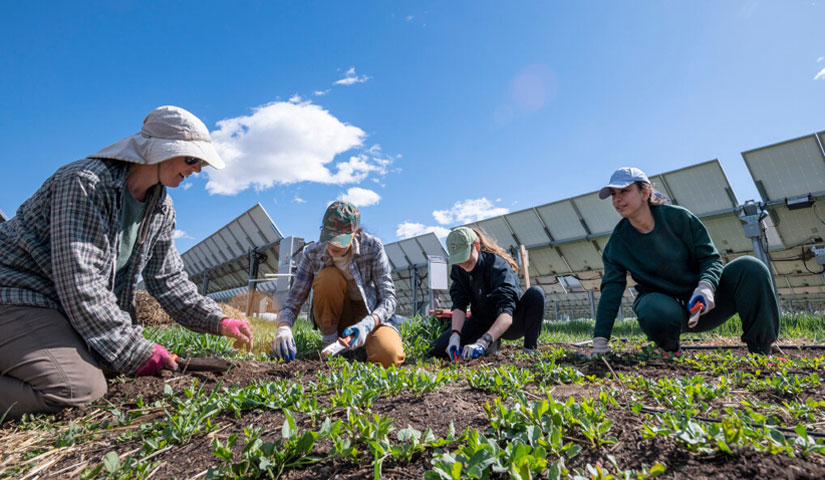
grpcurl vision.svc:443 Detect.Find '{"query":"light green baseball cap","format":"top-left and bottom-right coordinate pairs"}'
top-left (446, 227), bottom-right (478, 265)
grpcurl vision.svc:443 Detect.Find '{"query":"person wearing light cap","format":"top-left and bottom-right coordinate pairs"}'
top-left (429, 227), bottom-right (546, 360)
top-left (272, 201), bottom-right (405, 367)
top-left (0, 106), bottom-right (253, 420)
top-left (592, 167), bottom-right (779, 358)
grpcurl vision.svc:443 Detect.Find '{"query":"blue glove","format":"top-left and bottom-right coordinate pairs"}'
top-left (273, 325), bottom-right (297, 362)
top-left (446, 332), bottom-right (461, 361)
top-left (342, 315), bottom-right (376, 350)
top-left (461, 338), bottom-right (487, 360)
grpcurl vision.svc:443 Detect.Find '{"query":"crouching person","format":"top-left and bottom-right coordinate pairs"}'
top-left (272, 201), bottom-right (405, 368)
top-left (0, 106), bottom-right (253, 421)
top-left (430, 227), bottom-right (546, 360)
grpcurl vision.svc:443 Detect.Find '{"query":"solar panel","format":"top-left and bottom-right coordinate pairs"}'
top-left (0, 208), bottom-right (8, 223)
top-left (572, 193), bottom-right (621, 236)
top-left (535, 200), bottom-right (588, 243)
top-left (649, 160), bottom-right (738, 215)
top-left (742, 134), bottom-right (825, 201)
top-left (181, 203), bottom-right (283, 278)
top-left (505, 209), bottom-right (553, 247)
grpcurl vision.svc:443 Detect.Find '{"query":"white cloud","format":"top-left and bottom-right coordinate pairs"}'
top-left (432, 198), bottom-right (510, 226)
top-left (334, 67), bottom-right (370, 86)
top-left (337, 187), bottom-right (381, 207)
top-left (181, 183), bottom-right (192, 190)
top-left (396, 221), bottom-right (450, 240)
top-left (818, 56), bottom-right (825, 63)
top-left (405, 15), bottom-right (414, 21)
top-left (206, 99), bottom-right (392, 195)
top-left (314, 89), bottom-right (331, 96)
top-left (293, 195), bottom-right (306, 204)
top-left (815, 67), bottom-right (825, 80)
top-left (173, 230), bottom-right (193, 240)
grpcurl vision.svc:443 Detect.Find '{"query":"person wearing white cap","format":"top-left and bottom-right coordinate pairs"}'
top-left (0, 106), bottom-right (253, 420)
top-left (591, 167), bottom-right (779, 358)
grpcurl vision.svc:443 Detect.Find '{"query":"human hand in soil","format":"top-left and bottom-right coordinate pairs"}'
top-left (219, 318), bottom-right (254, 352)
top-left (461, 338), bottom-right (487, 360)
top-left (591, 336), bottom-right (609, 357)
top-left (687, 281), bottom-right (715, 316)
top-left (446, 331), bottom-right (461, 361)
top-left (273, 324), bottom-right (297, 362)
top-left (135, 344), bottom-right (178, 376)
top-left (342, 315), bottom-right (376, 350)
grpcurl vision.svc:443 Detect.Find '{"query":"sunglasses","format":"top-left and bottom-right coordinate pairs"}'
top-left (184, 156), bottom-right (207, 167)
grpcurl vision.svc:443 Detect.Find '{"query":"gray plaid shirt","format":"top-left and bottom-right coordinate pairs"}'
top-left (278, 231), bottom-right (398, 328)
top-left (0, 159), bottom-right (225, 373)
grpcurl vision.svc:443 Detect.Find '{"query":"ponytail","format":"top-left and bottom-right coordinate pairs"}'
top-left (471, 227), bottom-right (519, 272)
top-left (636, 181), bottom-right (669, 206)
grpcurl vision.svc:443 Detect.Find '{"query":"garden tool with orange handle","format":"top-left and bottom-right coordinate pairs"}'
top-left (320, 334), bottom-right (354, 359)
top-left (687, 300), bottom-right (704, 328)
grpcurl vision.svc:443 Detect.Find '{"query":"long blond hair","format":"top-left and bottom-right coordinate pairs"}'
top-left (471, 227), bottom-right (519, 272)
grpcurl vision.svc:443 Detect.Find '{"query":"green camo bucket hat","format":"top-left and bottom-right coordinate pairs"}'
top-left (320, 201), bottom-right (360, 247)
top-left (446, 227), bottom-right (479, 265)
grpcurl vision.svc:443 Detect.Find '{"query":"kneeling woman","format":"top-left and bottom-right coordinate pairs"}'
top-left (430, 227), bottom-right (546, 360)
top-left (272, 201), bottom-right (405, 368)
top-left (592, 167), bottom-right (779, 357)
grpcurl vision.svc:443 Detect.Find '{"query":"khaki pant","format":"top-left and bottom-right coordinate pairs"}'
top-left (0, 305), bottom-right (107, 420)
top-left (312, 267), bottom-right (405, 368)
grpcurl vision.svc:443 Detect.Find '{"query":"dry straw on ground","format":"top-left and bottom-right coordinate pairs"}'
top-left (135, 290), bottom-right (250, 326)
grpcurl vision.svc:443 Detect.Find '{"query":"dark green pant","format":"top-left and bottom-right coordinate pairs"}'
top-left (633, 256), bottom-right (779, 354)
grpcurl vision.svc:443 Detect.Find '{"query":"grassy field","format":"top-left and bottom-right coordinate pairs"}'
top-left (2, 313), bottom-right (824, 479)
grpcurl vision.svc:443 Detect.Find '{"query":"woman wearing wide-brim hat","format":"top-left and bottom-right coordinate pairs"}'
top-left (429, 226), bottom-right (546, 360)
top-left (591, 167), bottom-right (779, 357)
top-left (0, 106), bottom-right (253, 420)
top-left (272, 201), bottom-right (405, 368)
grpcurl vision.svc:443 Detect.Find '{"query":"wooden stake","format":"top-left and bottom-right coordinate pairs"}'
top-left (519, 244), bottom-right (530, 289)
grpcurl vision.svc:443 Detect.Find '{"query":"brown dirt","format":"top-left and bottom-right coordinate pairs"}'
top-left (7, 345), bottom-right (825, 479)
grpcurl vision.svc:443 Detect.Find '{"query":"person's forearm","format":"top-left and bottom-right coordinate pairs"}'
top-left (485, 312), bottom-right (513, 341)
top-left (451, 309), bottom-right (466, 333)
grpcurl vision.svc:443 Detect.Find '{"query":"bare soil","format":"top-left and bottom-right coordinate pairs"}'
top-left (14, 344), bottom-right (825, 479)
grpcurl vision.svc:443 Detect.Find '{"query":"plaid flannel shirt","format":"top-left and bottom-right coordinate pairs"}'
top-left (278, 231), bottom-right (398, 328)
top-left (0, 159), bottom-right (225, 373)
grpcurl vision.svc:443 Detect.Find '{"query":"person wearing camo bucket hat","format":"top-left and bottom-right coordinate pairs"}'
top-left (590, 166), bottom-right (779, 359)
top-left (273, 201), bottom-right (405, 368)
top-left (429, 226), bottom-right (546, 361)
top-left (0, 106), bottom-right (253, 420)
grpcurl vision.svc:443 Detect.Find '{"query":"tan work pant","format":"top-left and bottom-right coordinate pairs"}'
top-left (312, 267), bottom-right (405, 368)
top-left (0, 305), bottom-right (107, 420)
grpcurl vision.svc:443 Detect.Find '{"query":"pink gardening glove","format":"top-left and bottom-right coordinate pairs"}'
top-left (135, 344), bottom-right (178, 376)
top-left (219, 318), bottom-right (254, 352)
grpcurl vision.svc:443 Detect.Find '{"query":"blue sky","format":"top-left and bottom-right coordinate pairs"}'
top-left (2, 1), bottom-right (825, 252)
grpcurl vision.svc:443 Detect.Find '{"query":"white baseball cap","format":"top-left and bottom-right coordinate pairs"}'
top-left (598, 167), bottom-right (650, 199)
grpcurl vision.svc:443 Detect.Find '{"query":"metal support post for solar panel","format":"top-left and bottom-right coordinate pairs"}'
top-left (618, 305), bottom-right (624, 322)
top-left (737, 201), bottom-right (778, 299)
top-left (201, 269), bottom-right (210, 295)
top-left (553, 300), bottom-right (558, 321)
top-left (588, 291), bottom-right (595, 320)
top-left (245, 248), bottom-right (262, 317)
top-left (411, 267), bottom-right (418, 317)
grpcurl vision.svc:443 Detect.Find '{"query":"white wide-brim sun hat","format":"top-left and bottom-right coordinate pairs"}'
top-left (91, 105), bottom-right (225, 170)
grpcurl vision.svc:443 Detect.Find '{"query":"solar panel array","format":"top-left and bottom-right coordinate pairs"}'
top-left (383, 232), bottom-right (450, 316)
top-left (742, 132), bottom-right (825, 298)
top-left (181, 203), bottom-right (285, 295)
top-left (175, 131), bottom-right (825, 322)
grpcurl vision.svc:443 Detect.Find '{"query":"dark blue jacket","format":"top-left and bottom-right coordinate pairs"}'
top-left (449, 251), bottom-right (521, 322)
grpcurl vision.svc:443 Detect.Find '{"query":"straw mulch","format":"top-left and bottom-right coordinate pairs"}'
top-left (135, 290), bottom-right (249, 326)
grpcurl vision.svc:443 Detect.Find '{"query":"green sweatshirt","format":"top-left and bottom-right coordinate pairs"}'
top-left (594, 204), bottom-right (723, 339)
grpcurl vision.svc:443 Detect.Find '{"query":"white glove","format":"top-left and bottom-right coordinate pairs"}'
top-left (461, 338), bottom-right (488, 360)
top-left (273, 325), bottom-right (296, 362)
top-left (592, 337), bottom-right (610, 356)
top-left (688, 281), bottom-right (715, 315)
top-left (342, 315), bottom-right (376, 350)
top-left (446, 331), bottom-right (461, 361)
